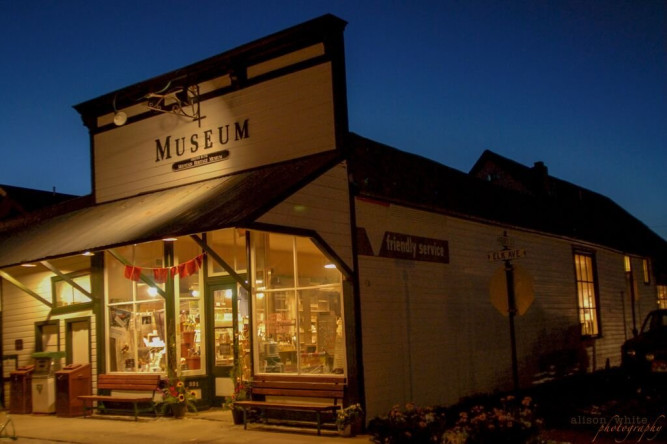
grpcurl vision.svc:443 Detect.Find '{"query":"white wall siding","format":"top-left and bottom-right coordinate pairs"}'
top-left (257, 162), bottom-right (353, 269)
top-left (1, 259), bottom-right (96, 408)
top-left (355, 197), bottom-right (660, 419)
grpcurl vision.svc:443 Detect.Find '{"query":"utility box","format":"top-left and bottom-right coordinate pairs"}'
top-left (9, 365), bottom-right (34, 414)
top-left (31, 351), bottom-right (65, 414)
top-left (55, 363), bottom-right (92, 417)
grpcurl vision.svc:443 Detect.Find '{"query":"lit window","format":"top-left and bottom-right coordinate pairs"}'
top-left (658, 285), bottom-right (667, 309)
top-left (52, 271), bottom-right (92, 309)
top-left (643, 259), bottom-right (650, 285)
top-left (574, 251), bottom-right (600, 337)
top-left (105, 243), bottom-right (167, 373)
top-left (252, 231), bottom-right (345, 375)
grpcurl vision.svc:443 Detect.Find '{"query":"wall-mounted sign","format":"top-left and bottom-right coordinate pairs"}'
top-left (378, 231), bottom-right (449, 264)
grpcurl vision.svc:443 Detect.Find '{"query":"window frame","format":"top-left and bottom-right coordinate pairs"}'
top-left (50, 269), bottom-right (93, 314)
top-left (573, 248), bottom-right (602, 338)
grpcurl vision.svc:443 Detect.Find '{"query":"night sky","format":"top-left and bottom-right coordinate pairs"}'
top-left (1, 1), bottom-right (665, 240)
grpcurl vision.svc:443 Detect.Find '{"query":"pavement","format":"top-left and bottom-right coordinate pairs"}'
top-left (1, 409), bottom-right (372, 444)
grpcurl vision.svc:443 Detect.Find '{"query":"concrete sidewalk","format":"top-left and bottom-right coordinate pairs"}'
top-left (2, 409), bottom-right (371, 443)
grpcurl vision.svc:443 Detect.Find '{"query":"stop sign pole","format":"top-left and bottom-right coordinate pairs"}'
top-left (488, 232), bottom-right (523, 392)
top-left (504, 255), bottom-right (520, 392)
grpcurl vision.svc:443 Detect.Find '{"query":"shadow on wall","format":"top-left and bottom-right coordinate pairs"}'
top-left (526, 323), bottom-right (589, 385)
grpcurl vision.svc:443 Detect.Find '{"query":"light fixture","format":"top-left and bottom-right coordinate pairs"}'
top-left (147, 287), bottom-right (159, 297)
top-left (112, 94), bottom-right (128, 126)
top-left (113, 112), bottom-right (128, 126)
top-left (82, 251), bottom-right (95, 257)
top-left (162, 237), bottom-right (178, 242)
top-left (324, 263), bottom-right (337, 269)
top-left (20, 263), bottom-right (37, 268)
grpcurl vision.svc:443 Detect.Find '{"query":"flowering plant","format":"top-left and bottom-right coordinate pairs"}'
top-left (224, 361), bottom-right (251, 409)
top-left (336, 403), bottom-right (364, 428)
top-left (444, 396), bottom-right (542, 444)
top-left (369, 402), bottom-right (447, 443)
top-left (161, 378), bottom-right (197, 413)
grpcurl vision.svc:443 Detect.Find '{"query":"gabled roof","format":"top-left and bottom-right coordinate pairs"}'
top-left (346, 134), bottom-right (667, 282)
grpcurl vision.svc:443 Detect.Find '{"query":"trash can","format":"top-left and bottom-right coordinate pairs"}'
top-left (55, 363), bottom-right (92, 417)
top-left (31, 351), bottom-right (65, 414)
top-left (9, 365), bottom-right (34, 414)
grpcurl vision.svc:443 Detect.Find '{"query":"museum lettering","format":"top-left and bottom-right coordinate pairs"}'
top-left (155, 119), bottom-right (249, 162)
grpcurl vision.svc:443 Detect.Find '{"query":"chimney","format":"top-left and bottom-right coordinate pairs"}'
top-left (532, 161), bottom-right (550, 196)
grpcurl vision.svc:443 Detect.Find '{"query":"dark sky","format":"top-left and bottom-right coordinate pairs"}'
top-left (1, 1), bottom-right (665, 240)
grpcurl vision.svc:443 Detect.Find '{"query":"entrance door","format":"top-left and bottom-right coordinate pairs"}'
top-left (209, 279), bottom-right (248, 402)
top-left (66, 318), bottom-right (91, 364)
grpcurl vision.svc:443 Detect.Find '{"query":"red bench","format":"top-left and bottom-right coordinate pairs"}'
top-left (78, 374), bottom-right (160, 421)
top-left (234, 375), bottom-right (345, 435)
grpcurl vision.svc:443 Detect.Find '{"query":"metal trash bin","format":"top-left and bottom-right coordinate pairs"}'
top-left (31, 351), bottom-right (65, 414)
top-left (55, 363), bottom-right (91, 417)
top-left (9, 365), bottom-right (34, 414)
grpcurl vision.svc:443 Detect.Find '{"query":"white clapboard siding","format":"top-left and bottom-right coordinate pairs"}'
top-left (256, 162), bottom-right (353, 269)
top-left (355, 197), bottom-right (662, 420)
top-left (1, 260), bottom-right (96, 407)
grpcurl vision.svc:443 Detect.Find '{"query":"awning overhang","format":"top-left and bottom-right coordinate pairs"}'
top-left (0, 151), bottom-right (342, 268)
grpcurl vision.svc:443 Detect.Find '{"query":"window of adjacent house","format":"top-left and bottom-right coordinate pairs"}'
top-left (251, 231), bottom-right (345, 375)
top-left (642, 259), bottom-right (650, 285)
top-left (52, 271), bottom-right (92, 310)
top-left (105, 243), bottom-right (167, 373)
top-left (574, 252), bottom-right (600, 337)
top-left (658, 285), bottom-right (667, 309)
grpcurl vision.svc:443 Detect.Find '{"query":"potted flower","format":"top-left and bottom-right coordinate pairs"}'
top-left (160, 378), bottom-right (197, 418)
top-left (336, 403), bottom-right (364, 437)
top-left (225, 361), bottom-right (251, 424)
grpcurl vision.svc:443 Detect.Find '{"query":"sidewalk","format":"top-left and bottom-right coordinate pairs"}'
top-left (2, 409), bottom-right (371, 443)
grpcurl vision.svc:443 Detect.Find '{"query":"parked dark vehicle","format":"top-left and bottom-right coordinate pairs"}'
top-left (621, 309), bottom-right (667, 376)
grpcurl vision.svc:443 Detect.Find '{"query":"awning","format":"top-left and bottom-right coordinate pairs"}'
top-left (0, 151), bottom-right (341, 268)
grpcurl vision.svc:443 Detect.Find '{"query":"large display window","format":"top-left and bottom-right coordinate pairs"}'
top-left (174, 236), bottom-right (205, 374)
top-left (252, 231), bottom-right (345, 375)
top-left (105, 243), bottom-right (167, 373)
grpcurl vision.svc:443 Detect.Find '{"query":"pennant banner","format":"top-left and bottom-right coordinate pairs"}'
top-left (123, 254), bottom-right (204, 282)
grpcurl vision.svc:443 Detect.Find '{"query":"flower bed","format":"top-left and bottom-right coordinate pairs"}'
top-left (368, 396), bottom-right (542, 444)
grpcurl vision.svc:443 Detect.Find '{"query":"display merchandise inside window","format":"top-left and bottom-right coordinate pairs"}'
top-left (174, 236), bottom-right (205, 373)
top-left (106, 243), bottom-right (167, 373)
top-left (252, 232), bottom-right (345, 375)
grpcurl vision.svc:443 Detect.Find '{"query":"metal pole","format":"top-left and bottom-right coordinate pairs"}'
top-left (505, 259), bottom-right (519, 392)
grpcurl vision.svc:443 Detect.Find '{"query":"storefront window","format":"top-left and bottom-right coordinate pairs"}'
top-left (174, 236), bottom-right (205, 374)
top-left (106, 243), bottom-right (167, 373)
top-left (252, 231), bottom-right (345, 375)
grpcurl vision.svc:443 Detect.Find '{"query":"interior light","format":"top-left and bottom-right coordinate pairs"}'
top-left (191, 290), bottom-right (200, 297)
top-left (224, 289), bottom-right (233, 299)
top-left (162, 237), bottom-right (178, 242)
top-left (256, 292), bottom-right (264, 299)
top-left (20, 263), bottom-right (37, 268)
top-left (147, 287), bottom-right (159, 297)
top-left (324, 263), bottom-right (337, 269)
top-left (82, 251), bottom-right (95, 257)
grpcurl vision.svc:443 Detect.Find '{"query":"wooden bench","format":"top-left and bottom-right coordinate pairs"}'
top-left (234, 375), bottom-right (345, 435)
top-left (78, 374), bottom-right (161, 421)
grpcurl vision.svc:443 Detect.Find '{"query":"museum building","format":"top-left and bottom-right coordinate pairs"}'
top-left (0, 15), bottom-right (666, 421)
